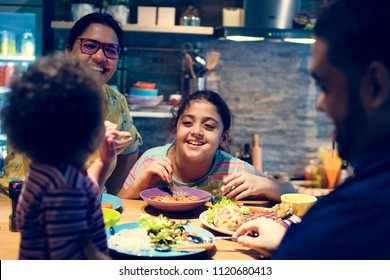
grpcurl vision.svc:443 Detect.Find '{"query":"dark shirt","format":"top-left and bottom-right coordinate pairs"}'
top-left (273, 137), bottom-right (390, 259)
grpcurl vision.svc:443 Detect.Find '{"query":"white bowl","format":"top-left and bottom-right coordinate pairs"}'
top-left (127, 95), bottom-right (163, 106)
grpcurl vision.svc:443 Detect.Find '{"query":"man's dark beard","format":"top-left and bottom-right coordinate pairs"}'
top-left (335, 89), bottom-right (367, 162)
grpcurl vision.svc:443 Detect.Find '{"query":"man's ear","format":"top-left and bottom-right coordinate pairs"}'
top-left (219, 131), bottom-right (229, 148)
top-left (363, 61), bottom-right (389, 110)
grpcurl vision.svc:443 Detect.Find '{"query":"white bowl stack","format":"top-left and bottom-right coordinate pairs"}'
top-left (128, 81), bottom-right (163, 106)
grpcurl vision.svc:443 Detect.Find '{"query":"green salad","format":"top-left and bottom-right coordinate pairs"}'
top-left (206, 197), bottom-right (250, 224)
top-left (138, 214), bottom-right (184, 247)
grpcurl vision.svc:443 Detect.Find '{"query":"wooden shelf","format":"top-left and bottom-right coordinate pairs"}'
top-left (0, 55), bottom-right (35, 62)
top-left (51, 21), bottom-right (214, 35)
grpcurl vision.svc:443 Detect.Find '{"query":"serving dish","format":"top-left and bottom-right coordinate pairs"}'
top-left (140, 187), bottom-right (211, 212)
top-left (107, 223), bottom-right (214, 258)
top-left (101, 193), bottom-right (123, 210)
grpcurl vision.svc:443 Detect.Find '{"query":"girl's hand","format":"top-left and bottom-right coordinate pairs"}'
top-left (135, 157), bottom-right (174, 189)
top-left (220, 173), bottom-right (271, 200)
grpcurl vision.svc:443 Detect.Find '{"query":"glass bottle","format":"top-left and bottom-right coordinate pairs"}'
top-left (9, 180), bottom-right (23, 232)
top-left (21, 30), bottom-right (35, 56)
top-left (240, 143), bottom-right (252, 164)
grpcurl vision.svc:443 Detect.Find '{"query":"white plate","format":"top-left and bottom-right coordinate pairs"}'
top-left (199, 208), bottom-right (301, 235)
top-left (199, 211), bottom-right (235, 235)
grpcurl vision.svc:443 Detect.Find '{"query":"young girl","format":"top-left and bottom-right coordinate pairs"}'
top-left (118, 90), bottom-right (295, 201)
top-left (0, 53), bottom-right (131, 259)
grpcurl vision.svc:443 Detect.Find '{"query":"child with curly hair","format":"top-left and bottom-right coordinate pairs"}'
top-left (1, 53), bottom-right (130, 259)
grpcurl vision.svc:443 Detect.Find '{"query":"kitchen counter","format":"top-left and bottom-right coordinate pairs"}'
top-left (129, 104), bottom-right (173, 118)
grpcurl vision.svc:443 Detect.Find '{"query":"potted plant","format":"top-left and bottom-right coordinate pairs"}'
top-left (71, 0), bottom-right (99, 21)
top-left (103, 0), bottom-right (131, 25)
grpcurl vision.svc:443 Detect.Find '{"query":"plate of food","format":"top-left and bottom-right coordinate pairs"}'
top-left (140, 187), bottom-right (211, 212)
top-left (107, 214), bottom-right (215, 258)
top-left (101, 193), bottom-right (123, 210)
top-left (199, 198), bottom-right (301, 235)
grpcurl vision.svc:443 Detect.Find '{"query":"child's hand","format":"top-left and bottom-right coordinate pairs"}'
top-left (136, 157), bottom-right (173, 189)
top-left (100, 121), bottom-right (132, 164)
top-left (221, 173), bottom-right (268, 200)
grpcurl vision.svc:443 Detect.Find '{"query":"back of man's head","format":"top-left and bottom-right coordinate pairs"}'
top-left (314, 0), bottom-right (390, 79)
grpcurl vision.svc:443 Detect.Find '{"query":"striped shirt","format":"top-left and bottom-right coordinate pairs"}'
top-left (124, 142), bottom-right (264, 192)
top-left (16, 162), bottom-right (108, 260)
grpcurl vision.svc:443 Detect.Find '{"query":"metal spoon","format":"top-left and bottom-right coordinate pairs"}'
top-left (185, 233), bottom-right (236, 243)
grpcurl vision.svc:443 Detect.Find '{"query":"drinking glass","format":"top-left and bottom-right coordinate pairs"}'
top-left (319, 147), bottom-right (342, 189)
top-left (207, 174), bottom-right (225, 204)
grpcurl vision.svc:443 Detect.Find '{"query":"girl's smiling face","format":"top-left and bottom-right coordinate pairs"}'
top-left (174, 99), bottom-right (228, 162)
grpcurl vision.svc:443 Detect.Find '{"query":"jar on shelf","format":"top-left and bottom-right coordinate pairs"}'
top-left (180, 6), bottom-right (201, 26)
top-left (21, 30), bottom-right (35, 56)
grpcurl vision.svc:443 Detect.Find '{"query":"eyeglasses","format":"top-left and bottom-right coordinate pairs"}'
top-left (77, 38), bottom-right (121, 59)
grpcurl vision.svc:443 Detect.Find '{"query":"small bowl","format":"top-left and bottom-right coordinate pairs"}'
top-left (281, 193), bottom-right (317, 217)
top-left (140, 187), bottom-right (211, 212)
top-left (132, 82), bottom-right (156, 89)
top-left (130, 87), bottom-right (159, 96)
top-left (102, 208), bottom-right (121, 228)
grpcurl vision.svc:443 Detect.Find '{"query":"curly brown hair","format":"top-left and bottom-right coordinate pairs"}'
top-left (1, 52), bottom-right (106, 164)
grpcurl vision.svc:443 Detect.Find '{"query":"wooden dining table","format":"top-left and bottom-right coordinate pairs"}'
top-left (0, 193), bottom-right (271, 260)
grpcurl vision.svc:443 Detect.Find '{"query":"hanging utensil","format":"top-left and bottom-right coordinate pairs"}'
top-left (184, 53), bottom-right (197, 79)
top-left (206, 51), bottom-right (221, 72)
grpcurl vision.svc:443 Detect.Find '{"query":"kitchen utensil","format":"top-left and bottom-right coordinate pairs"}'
top-left (252, 133), bottom-right (263, 172)
top-left (175, 243), bottom-right (213, 250)
top-left (167, 181), bottom-right (186, 196)
top-left (185, 233), bottom-right (237, 243)
top-left (206, 51), bottom-right (220, 72)
top-left (184, 53), bottom-right (196, 79)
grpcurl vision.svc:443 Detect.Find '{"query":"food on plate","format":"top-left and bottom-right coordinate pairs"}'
top-left (206, 197), bottom-right (249, 224)
top-left (272, 202), bottom-right (294, 218)
top-left (206, 198), bottom-right (293, 231)
top-left (108, 227), bottom-right (152, 253)
top-left (107, 214), bottom-right (187, 253)
top-left (150, 195), bottom-right (199, 203)
top-left (245, 208), bottom-right (284, 226)
top-left (138, 214), bottom-right (184, 248)
top-left (213, 205), bottom-right (246, 231)
top-left (102, 202), bottom-right (113, 209)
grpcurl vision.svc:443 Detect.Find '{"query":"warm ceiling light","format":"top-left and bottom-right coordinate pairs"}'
top-left (284, 38), bottom-right (316, 44)
top-left (225, 35), bottom-right (265, 41)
